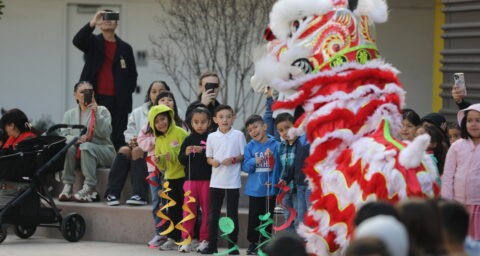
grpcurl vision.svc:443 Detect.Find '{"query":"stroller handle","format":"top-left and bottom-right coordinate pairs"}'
top-left (45, 124), bottom-right (87, 136)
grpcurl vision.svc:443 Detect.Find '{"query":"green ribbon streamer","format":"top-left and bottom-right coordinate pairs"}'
top-left (255, 212), bottom-right (274, 256)
top-left (214, 217), bottom-right (240, 256)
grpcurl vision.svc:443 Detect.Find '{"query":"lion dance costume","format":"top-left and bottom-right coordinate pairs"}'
top-left (251, 0), bottom-right (440, 255)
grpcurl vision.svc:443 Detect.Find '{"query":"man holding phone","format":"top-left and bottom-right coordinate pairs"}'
top-left (185, 72), bottom-right (222, 131)
top-left (73, 9), bottom-right (138, 150)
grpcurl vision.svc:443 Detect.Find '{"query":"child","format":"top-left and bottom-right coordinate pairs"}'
top-left (416, 125), bottom-right (447, 183)
top-left (442, 103), bottom-right (480, 241)
top-left (242, 114), bottom-right (279, 255)
top-left (276, 113), bottom-right (311, 229)
top-left (399, 109), bottom-right (420, 142)
top-left (1, 108), bottom-right (37, 150)
top-left (156, 91), bottom-right (188, 130)
top-left (201, 105), bottom-right (246, 254)
top-left (148, 104), bottom-right (189, 250)
top-left (447, 122), bottom-right (462, 145)
top-left (177, 107), bottom-right (212, 252)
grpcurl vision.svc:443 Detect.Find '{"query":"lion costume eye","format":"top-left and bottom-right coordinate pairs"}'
top-left (289, 20), bottom-right (300, 37)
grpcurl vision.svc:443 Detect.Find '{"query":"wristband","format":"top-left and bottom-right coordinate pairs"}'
top-left (231, 157), bottom-right (236, 164)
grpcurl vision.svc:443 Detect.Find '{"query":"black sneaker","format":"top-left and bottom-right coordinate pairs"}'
top-left (229, 249), bottom-right (240, 255)
top-left (200, 246), bottom-right (218, 254)
top-left (246, 243), bottom-right (257, 255)
top-left (126, 195), bottom-right (147, 205)
top-left (106, 194), bottom-right (120, 206)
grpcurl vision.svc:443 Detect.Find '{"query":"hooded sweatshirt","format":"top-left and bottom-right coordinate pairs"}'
top-left (242, 135), bottom-right (280, 197)
top-left (148, 105), bottom-right (189, 180)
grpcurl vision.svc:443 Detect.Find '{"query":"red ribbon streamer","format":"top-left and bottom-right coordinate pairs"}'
top-left (145, 156), bottom-right (161, 187)
top-left (273, 184), bottom-right (296, 231)
top-left (76, 109), bottom-right (96, 159)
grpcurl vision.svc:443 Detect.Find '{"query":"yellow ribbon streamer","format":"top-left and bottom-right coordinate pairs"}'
top-left (175, 190), bottom-right (197, 245)
top-left (157, 181), bottom-right (176, 236)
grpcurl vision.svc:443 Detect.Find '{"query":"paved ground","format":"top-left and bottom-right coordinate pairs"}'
top-left (1, 236), bottom-right (246, 256)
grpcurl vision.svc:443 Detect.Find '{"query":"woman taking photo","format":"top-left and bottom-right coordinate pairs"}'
top-left (59, 81), bottom-right (116, 202)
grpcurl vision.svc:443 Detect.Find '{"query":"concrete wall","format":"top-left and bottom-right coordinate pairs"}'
top-left (0, 0), bottom-right (436, 126)
top-left (376, 0), bottom-right (435, 117)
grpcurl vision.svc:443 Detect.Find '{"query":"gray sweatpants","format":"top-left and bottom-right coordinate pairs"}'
top-left (62, 143), bottom-right (115, 186)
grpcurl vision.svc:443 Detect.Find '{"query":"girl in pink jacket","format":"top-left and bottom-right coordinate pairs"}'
top-left (442, 103), bottom-right (480, 240)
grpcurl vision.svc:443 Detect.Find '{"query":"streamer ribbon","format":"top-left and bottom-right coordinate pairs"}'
top-left (255, 212), bottom-right (274, 256)
top-left (175, 190), bottom-right (197, 245)
top-left (145, 157), bottom-right (161, 187)
top-left (214, 217), bottom-right (240, 255)
top-left (156, 181), bottom-right (176, 235)
top-left (273, 184), bottom-right (296, 231)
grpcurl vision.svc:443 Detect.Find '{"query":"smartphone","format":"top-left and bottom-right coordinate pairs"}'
top-left (454, 73), bottom-right (467, 96)
top-left (83, 89), bottom-right (93, 107)
top-left (103, 12), bottom-right (119, 21)
top-left (205, 83), bottom-right (219, 92)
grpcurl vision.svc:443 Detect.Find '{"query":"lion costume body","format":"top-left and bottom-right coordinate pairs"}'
top-left (252, 0), bottom-right (439, 255)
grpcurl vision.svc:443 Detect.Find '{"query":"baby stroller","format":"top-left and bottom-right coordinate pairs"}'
top-left (0, 124), bottom-right (87, 243)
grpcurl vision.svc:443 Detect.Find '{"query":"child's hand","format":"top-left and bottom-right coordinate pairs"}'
top-left (278, 179), bottom-right (287, 186)
top-left (152, 155), bottom-right (160, 163)
top-left (194, 146), bottom-right (204, 153)
top-left (164, 152), bottom-right (171, 161)
top-left (265, 148), bottom-right (273, 158)
top-left (256, 156), bottom-right (263, 164)
top-left (212, 159), bottom-right (220, 168)
top-left (185, 146), bottom-right (193, 155)
top-left (222, 158), bottom-right (232, 166)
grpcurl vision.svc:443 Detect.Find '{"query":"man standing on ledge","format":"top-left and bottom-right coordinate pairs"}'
top-left (73, 9), bottom-right (138, 150)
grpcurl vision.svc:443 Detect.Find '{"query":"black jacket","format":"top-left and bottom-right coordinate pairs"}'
top-left (281, 135), bottom-right (310, 186)
top-left (73, 23), bottom-right (138, 112)
top-left (178, 132), bottom-right (212, 181)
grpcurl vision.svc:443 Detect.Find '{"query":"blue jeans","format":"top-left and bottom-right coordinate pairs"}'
top-left (282, 189), bottom-right (296, 232)
top-left (149, 174), bottom-right (166, 235)
top-left (295, 185), bottom-right (311, 226)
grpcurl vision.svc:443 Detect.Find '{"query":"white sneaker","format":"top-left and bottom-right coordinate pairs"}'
top-left (74, 184), bottom-right (99, 202)
top-left (148, 234), bottom-right (167, 248)
top-left (159, 238), bottom-right (178, 251)
top-left (178, 243), bottom-right (191, 253)
top-left (197, 240), bottom-right (209, 252)
top-left (190, 239), bottom-right (200, 251)
top-left (58, 184), bottom-right (73, 201)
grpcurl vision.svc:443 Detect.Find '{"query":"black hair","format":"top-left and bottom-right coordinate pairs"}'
top-left (398, 200), bottom-right (446, 255)
top-left (73, 81), bottom-right (93, 92)
top-left (214, 104), bottom-right (234, 116)
top-left (155, 91), bottom-right (186, 129)
top-left (354, 201), bottom-right (400, 227)
top-left (346, 237), bottom-right (391, 256)
top-left (1, 108), bottom-right (32, 135)
top-left (348, 0), bottom-right (359, 11)
top-left (447, 121), bottom-right (460, 131)
top-left (153, 112), bottom-right (171, 136)
top-left (438, 200), bottom-right (469, 245)
top-left (460, 111), bottom-right (475, 140)
top-left (421, 125), bottom-right (447, 175)
top-left (144, 80), bottom-right (170, 104)
top-left (245, 114), bottom-right (264, 128)
top-left (402, 108), bottom-right (421, 126)
top-left (186, 107), bottom-right (211, 132)
top-left (275, 112), bottom-right (295, 127)
top-left (264, 234), bottom-right (308, 256)
top-left (293, 106), bottom-right (305, 123)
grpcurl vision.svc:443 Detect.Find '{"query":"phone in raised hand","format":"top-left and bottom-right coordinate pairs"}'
top-left (454, 73), bottom-right (467, 96)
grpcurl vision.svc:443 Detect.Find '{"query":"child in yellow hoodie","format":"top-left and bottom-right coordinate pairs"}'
top-left (148, 104), bottom-right (189, 250)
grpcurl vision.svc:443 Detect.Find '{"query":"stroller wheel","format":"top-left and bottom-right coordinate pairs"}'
top-left (61, 213), bottom-right (85, 242)
top-left (0, 225), bottom-right (7, 243)
top-left (14, 224), bottom-right (37, 239)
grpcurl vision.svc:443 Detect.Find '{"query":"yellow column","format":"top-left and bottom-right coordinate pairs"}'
top-left (432, 0), bottom-right (445, 112)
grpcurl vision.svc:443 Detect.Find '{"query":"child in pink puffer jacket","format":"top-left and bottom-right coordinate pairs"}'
top-left (442, 103), bottom-right (480, 240)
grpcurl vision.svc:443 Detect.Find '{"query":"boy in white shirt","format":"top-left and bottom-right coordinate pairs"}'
top-left (201, 105), bottom-right (246, 255)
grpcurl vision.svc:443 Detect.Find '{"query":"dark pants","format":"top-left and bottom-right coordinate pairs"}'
top-left (208, 188), bottom-right (239, 249)
top-left (247, 196), bottom-right (276, 244)
top-left (105, 153), bottom-right (148, 200)
top-left (162, 178), bottom-right (185, 241)
top-left (96, 94), bottom-right (128, 150)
